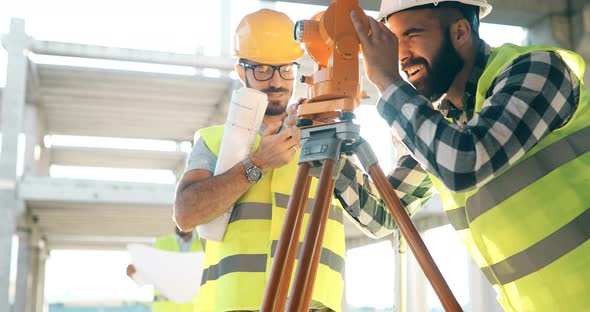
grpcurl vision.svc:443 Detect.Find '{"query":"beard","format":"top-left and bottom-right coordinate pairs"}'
top-left (402, 30), bottom-right (464, 102)
top-left (245, 77), bottom-right (293, 116)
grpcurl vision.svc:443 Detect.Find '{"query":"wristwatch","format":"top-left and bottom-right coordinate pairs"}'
top-left (241, 157), bottom-right (263, 183)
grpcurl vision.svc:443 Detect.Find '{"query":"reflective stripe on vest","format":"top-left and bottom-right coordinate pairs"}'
top-left (448, 125), bottom-right (590, 231)
top-left (467, 126), bottom-right (590, 222)
top-left (430, 44), bottom-right (590, 312)
top-left (228, 194), bottom-right (343, 224)
top-left (195, 125), bottom-right (346, 312)
top-left (200, 194), bottom-right (345, 285)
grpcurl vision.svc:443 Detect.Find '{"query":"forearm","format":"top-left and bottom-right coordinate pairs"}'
top-left (174, 164), bottom-right (252, 230)
top-left (334, 156), bottom-right (434, 238)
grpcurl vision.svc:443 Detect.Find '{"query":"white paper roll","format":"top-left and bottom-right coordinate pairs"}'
top-left (197, 87), bottom-right (268, 241)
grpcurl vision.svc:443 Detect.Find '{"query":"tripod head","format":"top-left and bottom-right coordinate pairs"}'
top-left (293, 0), bottom-right (369, 127)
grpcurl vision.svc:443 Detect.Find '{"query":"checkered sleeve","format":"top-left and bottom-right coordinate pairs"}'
top-left (376, 50), bottom-right (578, 192)
top-left (334, 154), bottom-right (435, 238)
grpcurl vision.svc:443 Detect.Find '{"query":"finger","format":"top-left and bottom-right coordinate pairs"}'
top-left (378, 22), bottom-right (394, 39)
top-left (262, 121), bottom-right (282, 137)
top-left (284, 116), bottom-right (297, 128)
top-left (274, 127), bottom-right (294, 142)
top-left (286, 103), bottom-right (298, 115)
top-left (350, 11), bottom-right (370, 46)
top-left (367, 17), bottom-right (381, 41)
top-left (291, 128), bottom-right (301, 145)
top-left (285, 133), bottom-right (298, 147)
top-left (282, 127), bottom-right (292, 139)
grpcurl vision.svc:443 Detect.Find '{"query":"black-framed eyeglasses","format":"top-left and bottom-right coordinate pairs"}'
top-left (239, 61), bottom-right (300, 81)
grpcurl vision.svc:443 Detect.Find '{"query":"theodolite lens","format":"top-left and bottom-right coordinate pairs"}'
top-left (294, 20), bottom-right (304, 41)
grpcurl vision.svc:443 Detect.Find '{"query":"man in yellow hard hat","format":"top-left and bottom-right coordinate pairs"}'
top-left (127, 227), bottom-right (204, 312)
top-left (342, 0), bottom-right (590, 311)
top-left (173, 9), bottom-right (395, 312)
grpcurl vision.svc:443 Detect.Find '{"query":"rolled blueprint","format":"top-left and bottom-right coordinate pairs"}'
top-left (197, 87), bottom-right (268, 241)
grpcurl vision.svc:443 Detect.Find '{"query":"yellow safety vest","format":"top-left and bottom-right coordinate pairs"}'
top-left (153, 234), bottom-right (204, 312)
top-left (195, 125), bottom-right (346, 312)
top-left (430, 44), bottom-right (590, 311)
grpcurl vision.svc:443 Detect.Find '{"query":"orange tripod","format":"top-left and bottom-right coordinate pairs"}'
top-left (261, 0), bottom-right (462, 311)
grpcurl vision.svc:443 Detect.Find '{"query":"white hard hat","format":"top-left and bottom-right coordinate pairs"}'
top-left (378, 0), bottom-right (492, 22)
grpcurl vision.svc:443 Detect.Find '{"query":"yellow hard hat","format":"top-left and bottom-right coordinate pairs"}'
top-left (234, 9), bottom-right (304, 65)
top-left (378, 0), bottom-right (492, 22)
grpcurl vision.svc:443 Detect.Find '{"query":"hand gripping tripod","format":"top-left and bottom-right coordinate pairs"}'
top-left (260, 117), bottom-right (462, 312)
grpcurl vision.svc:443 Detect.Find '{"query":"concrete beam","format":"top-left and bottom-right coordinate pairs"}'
top-left (30, 40), bottom-right (235, 72)
top-left (18, 177), bottom-right (175, 205)
top-left (45, 235), bottom-right (154, 251)
top-left (206, 79), bottom-right (240, 126)
top-left (48, 145), bottom-right (187, 171)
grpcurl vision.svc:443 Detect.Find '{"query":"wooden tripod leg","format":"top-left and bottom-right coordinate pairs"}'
top-left (287, 159), bottom-right (337, 312)
top-left (261, 162), bottom-right (312, 312)
top-left (301, 177), bottom-right (336, 306)
top-left (367, 164), bottom-right (463, 312)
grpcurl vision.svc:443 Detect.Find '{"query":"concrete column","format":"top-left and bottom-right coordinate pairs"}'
top-left (0, 20), bottom-right (30, 177)
top-left (23, 105), bottom-right (48, 177)
top-left (220, 0), bottom-right (231, 57)
top-left (0, 18), bottom-right (30, 312)
top-left (12, 229), bottom-right (31, 312)
top-left (392, 231), bottom-right (406, 312)
top-left (405, 248), bottom-right (428, 312)
top-left (30, 246), bottom-right (47, 312)
top-left (526, 14), bottom-right (565, 47)
top-left (0, 191), bottom-right (16, 312)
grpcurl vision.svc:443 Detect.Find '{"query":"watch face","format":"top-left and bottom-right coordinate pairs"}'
top-left (246, 167), bottom-right (263, 182)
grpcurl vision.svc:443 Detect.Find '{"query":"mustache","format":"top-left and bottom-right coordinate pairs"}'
top-left (262, 87), bottom-right (289, 93)
top-left (400, 58), bottom-right (427, 72)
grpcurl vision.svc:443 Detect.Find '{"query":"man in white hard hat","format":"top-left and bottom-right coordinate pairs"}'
top-left (346, 0), bottom-right (590, 311)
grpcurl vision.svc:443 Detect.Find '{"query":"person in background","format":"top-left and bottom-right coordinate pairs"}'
top-left (127, 227), bottom-right (203, 312)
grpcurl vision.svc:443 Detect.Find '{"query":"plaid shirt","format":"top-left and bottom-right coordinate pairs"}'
top-left (335, 40), bottom-right (580, 235)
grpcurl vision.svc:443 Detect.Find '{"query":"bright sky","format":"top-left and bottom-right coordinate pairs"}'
top-left (3, 0), bottom-right (528, 308)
